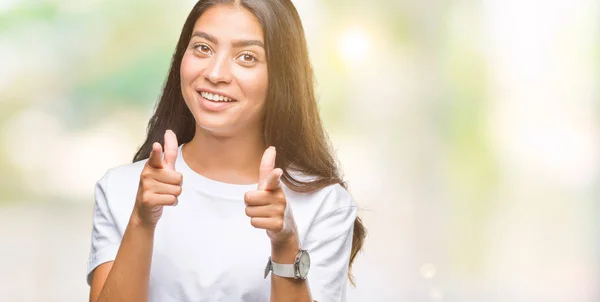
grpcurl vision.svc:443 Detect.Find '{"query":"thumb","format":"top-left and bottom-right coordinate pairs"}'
top-left (258, 146), bottom-right (276, 190)
top-left (163, 129), bottom-right (178, 170)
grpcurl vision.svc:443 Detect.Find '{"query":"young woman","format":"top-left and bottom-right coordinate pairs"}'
top-left (87, 1), bottom-right (366, 301)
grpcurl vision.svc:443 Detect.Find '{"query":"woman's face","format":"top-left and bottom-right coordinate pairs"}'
top-left (180, 4), bottom-right (268, 137)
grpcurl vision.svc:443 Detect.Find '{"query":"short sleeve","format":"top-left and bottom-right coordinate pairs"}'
top-left (86, 170), bottom-right (121, 285)
top-left (304, 186), bottom-right (358, 302)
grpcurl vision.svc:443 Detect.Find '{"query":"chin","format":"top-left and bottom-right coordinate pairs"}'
top-left (195, 120), bottom-right (236, 137)
top-left (186, 103), bottom-right (261, 138)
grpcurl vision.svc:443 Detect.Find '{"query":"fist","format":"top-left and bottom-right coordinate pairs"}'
top-left (133, 129), bottom-right (183, 228)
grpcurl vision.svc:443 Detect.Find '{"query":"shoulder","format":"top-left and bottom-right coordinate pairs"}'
top-left (89, 159), bottom-right (149, 240)
top-left (283, 170), bottom-right (356, 220)
top-left (95, 159), bottom-right (148, 211)
top-left (312, 183), bottom-right (357, 220)
top-left (98, 159), bottom-right (147, 189)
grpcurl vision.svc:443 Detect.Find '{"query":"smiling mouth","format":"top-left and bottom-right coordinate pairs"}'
top-left (198, 91), bottom-right (237, 102)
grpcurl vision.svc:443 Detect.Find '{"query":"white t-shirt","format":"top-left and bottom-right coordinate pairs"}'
top-left (87, 144), bottom-right (357, 302)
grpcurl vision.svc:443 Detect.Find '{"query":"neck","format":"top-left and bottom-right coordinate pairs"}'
top-left (182, 125), bottom-right (266, 184)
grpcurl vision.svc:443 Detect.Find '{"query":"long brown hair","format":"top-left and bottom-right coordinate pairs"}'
top-left (133, 0), bottom-right (366, 284)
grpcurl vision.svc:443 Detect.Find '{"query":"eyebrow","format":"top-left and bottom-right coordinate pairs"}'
top-left (191, 31), bottom-right (264, 48)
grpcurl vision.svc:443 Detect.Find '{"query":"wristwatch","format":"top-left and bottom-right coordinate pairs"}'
top-left (264, 249), bottom-right (310, 280)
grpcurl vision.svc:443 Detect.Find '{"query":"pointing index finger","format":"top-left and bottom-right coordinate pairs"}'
top-left (147, 142), bottom-right (164, 169)
top-left (261, 168), bottom-right (282, 191)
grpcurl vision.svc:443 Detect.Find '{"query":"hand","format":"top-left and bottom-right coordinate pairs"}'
top-left (244, 147), bottom-right (298, 246)
top-left (132, 129), bottom-right (183, 228)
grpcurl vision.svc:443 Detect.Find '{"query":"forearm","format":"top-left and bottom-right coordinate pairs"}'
top-left (97, 216), bottom-right (155, 302)
top-left (270, 238), bottom-right (313, 302)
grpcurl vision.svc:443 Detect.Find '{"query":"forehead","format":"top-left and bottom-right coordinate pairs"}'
top-left (194, 5), bottom-right (264, 41)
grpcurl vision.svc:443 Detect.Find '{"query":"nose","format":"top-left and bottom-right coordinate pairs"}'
top-left (204, 54), bottom-right (232, 85)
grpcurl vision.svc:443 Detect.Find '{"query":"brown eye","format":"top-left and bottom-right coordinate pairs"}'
top-left (237, 52), bottom-right (256, 64)
top-left (194, 43), bottom-right (212, 55)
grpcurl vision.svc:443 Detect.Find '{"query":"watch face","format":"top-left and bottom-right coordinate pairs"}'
top-left (298, 251), bottom-right (310, 278)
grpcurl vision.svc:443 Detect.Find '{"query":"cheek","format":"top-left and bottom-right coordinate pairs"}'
top-left (238, 67), bottom-right (268, 105)
top-left (180, 53), bottom-right (203, 85)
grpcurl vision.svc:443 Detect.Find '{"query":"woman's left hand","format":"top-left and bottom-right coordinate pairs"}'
top-left (244, 146), bottom-right (298, 246)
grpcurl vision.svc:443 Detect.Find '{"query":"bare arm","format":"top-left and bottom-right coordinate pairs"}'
top-left (89, 262), bottom-right (112, 302)
top-left (89, 130), bottom-right (181, 302)
top-left (269, 236), bottom-right (313, 302)
top-left (244, 147), bottom-right (314, 302)
top-left (90, 217), bottom-right (155, 302)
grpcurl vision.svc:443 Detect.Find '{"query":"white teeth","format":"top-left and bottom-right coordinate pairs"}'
top-left (200, 91), bottom-right (234, 102)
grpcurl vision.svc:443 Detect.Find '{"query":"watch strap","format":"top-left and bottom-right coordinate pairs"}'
top-left (271, 260), bottom-right (296, 278)
top-left (264, 256), bottom-right (296, 279)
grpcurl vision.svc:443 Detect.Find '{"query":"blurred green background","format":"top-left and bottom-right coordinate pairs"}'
top-left (0, 0), bottom-right (598, 301)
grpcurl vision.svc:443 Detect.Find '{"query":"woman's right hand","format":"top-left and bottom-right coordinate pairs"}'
top-left (132, 129), bottom-right (182, 228)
